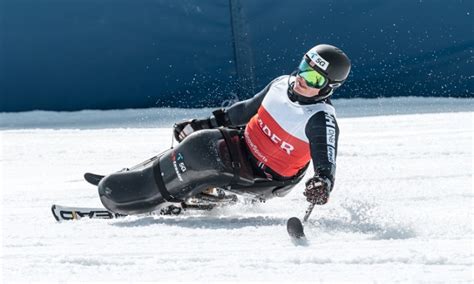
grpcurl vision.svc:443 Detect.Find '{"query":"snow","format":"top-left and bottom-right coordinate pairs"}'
top-left (1, 97), bottom-right (473, 282)
top-left (1, 97), bottom-right (473, 130)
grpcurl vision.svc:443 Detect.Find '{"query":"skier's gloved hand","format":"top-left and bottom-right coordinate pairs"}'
top-left (173, 109), bottom-right (230, 142)
top-left (303, 176), bottom-right (332, 205)
top-left (173, 118), bottom-right (211, 142)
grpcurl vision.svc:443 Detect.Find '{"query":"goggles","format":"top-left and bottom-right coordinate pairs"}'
top-left (297, 58), bottom-right (328, 89)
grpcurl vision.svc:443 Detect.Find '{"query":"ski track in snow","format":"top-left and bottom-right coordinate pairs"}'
top-left (1, 100), bottom-right (473, 282)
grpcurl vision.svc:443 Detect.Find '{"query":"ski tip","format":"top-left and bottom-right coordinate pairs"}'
top-left (51, 204), bottom-right (60, 222)
top-left (287, 217), bottom-right (305, 239)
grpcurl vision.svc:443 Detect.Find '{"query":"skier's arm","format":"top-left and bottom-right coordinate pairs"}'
top-left (219, 79), bottom-right (278, 126)
top-left (174, 76), bottom-right (283, 142)
top-left (303, 111), bottom-right (339, 203)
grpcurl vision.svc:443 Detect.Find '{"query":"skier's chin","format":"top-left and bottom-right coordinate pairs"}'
top-left (293, 84), bottom-right (315, 98)
top-left (293, 82), bottom-right (305, 94)
top-left (293, 78), bottom-right (319, 98)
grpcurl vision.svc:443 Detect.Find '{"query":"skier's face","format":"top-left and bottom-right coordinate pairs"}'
top-left (294, 75), bottom-right (320, 97)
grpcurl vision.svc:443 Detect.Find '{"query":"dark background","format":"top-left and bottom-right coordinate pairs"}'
top-left (1, 0), bottom-right (472, 112)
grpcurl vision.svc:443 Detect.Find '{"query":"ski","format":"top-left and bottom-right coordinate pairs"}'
top-left (51, 190), bottom-right (235, 222)
top-left (51, 204), bottom-right (186, 222)
top-left (52, 188), bottom-right (245, 222)
top-left (51, 204), bottom-right (125, 221)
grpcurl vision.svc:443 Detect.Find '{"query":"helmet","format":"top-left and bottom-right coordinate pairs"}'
top-left (290, 44), bottom-right (351, 103)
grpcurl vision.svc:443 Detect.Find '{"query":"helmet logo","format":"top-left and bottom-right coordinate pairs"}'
top-left (308, 51), bottom-right (329, 71)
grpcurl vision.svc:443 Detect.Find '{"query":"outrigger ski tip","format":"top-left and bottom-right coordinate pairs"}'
top-left (286, 216), bottom-right (306, 239)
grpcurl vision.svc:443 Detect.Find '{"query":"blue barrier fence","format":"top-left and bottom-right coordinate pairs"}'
top-left (1, 0), bottom-right (472, 112)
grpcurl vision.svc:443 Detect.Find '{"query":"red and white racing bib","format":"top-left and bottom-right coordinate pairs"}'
top-left (244, 76), bottom-right (336, 177)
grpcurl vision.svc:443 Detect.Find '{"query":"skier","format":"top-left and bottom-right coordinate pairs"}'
top-left (98, 44), bottom-right (351, 215)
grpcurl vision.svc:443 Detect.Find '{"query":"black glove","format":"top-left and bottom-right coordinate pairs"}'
top-left (173, 109), bottom-right (230, 143)
top-left (303, 176), bottom-right (332, 205)
top-left (173, 118), bottom-right (211, 142)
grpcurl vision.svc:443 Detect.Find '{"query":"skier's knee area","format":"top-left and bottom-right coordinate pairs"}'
top-left (98, 164), bottom-right (166, 215)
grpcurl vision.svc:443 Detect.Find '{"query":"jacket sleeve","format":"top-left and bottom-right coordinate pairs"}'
top-left (216, 76), bottom-right (285, 127)
top-left (304, 111), bottom-right (339, 190)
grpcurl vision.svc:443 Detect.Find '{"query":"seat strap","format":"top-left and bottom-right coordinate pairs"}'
top-left (152, 160), bottom-right (181, 202)
top-left (218, 128), bottom-right (241, 184)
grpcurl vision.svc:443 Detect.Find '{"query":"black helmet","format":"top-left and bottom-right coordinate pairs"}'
top-left (290, 44), bottom-right (351, 103)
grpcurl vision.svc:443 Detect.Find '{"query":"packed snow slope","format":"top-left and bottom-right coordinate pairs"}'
top-left (1, 98), bottom-right (473, 282)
